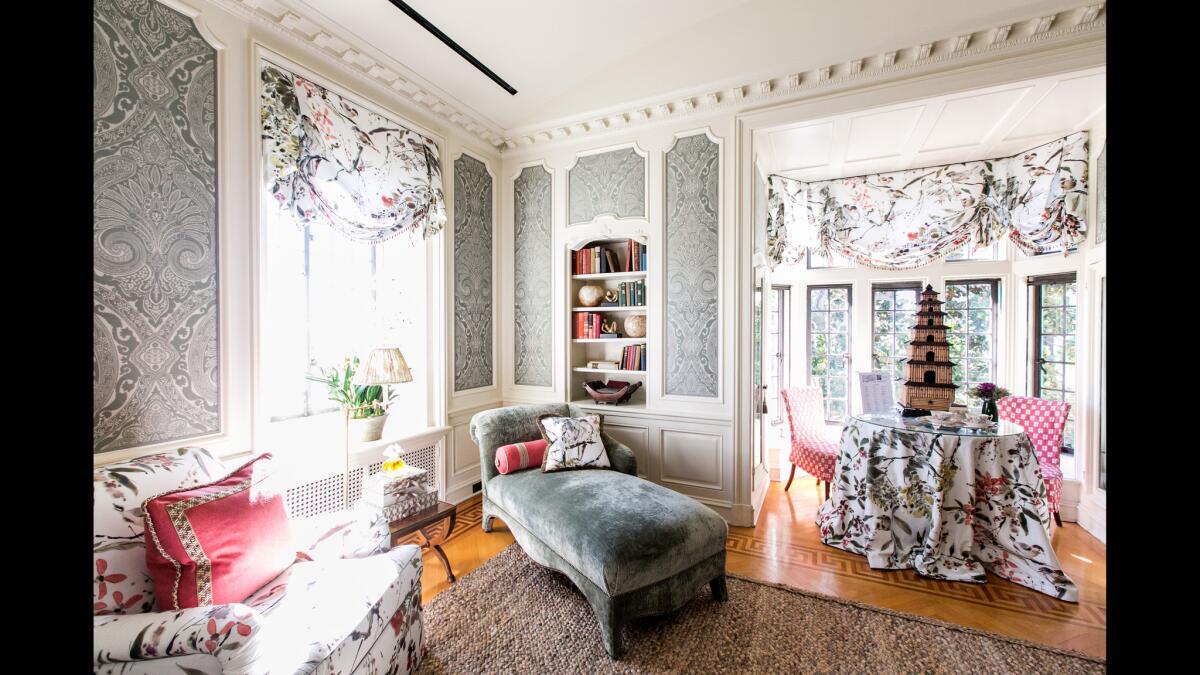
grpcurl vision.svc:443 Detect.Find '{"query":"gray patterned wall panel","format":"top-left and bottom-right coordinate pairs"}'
top-left (665, 135), bottom-right (719, 397)
top-left (94, 0), bottom-right (219, 453)
top-left (568, 147), bottom-right (645, 225)
top-left (513, 166), bottom-right (553, 387)
top-left (453, 155), bottom-right (494, 392)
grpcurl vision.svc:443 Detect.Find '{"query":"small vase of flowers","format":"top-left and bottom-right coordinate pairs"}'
top-left (968, 382), bottom-right (1010, 423)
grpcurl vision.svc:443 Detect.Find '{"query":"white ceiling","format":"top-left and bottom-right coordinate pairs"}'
top-left (293, 0), bottom-right (1092, 134)
top-left (756, 67), bottom-right (1106, 181)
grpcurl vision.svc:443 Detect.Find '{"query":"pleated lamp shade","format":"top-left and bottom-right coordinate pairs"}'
top-left (353, 347), bottom-right (413, 385)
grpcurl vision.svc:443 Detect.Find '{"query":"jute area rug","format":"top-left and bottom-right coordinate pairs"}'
top-left (416, 544), bottom-right (1104, 674)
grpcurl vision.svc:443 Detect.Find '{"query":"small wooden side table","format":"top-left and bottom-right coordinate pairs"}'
top-left (388, 501), bottom-right (457, 583)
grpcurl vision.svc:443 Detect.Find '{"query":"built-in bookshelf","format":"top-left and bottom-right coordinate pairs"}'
top-left (569, 237), bottom-right (649, 408)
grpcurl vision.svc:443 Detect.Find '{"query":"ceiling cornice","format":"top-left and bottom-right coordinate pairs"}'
top-left (215, 0), bottom-right (507, 150)
top-left (499, 2), bottom-right (1106, 153)
top-left (213, 0), bottom-right (1105, 155)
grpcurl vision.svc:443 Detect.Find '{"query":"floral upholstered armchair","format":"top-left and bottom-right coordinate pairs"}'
top-left (93, 447), bottom-right (425, 674)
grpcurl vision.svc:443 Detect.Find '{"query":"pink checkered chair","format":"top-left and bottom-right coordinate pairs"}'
top-left (780, 386), bottom-right (839, 500)
top-left (996, 395), bottom-right (1071, 526)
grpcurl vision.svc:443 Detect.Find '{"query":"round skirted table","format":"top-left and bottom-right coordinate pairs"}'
top-left (817, 414), bottom-right (1078, 601)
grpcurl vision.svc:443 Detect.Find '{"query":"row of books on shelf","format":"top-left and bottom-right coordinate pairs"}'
top-left (597, 280), bottom-right (644, 307)
top-left (584, 344), bottom-right (647, 371)
top-left (621, 344), bottom-right (646, 371)
top-left (573, 240), bottom-right (647, 274)
top-left (575, 312), bottom-right (611, 339)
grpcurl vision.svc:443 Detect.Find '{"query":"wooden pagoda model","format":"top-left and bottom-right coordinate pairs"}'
top-left (898, 284), bottom-right (958, 414)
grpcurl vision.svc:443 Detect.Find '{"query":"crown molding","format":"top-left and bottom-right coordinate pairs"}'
top-left (499, 2), bottom-right (1105, 153)
top-left (211, 0), bottom-right (1105, 156)
top-left (214, 0), bottom-right (507, 150)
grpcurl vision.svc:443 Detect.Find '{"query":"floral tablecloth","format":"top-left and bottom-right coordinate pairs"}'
top-left (816, 415), bottom-right (1078, 601)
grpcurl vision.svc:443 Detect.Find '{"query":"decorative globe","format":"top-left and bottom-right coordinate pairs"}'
top-left (624, 314), bottom-right (647, 338)
top-left (578, 285), bottom-right (606, 307)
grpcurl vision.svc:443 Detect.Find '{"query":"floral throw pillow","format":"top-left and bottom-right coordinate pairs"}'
top-left (536, 414), bottom-right (611, 473)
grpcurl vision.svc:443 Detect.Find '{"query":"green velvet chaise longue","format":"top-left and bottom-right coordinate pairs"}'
top-left (470, 403), bottom-right (729, 658)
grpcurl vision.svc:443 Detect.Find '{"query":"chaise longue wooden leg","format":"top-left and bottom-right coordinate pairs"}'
top-left (784, 464), bottom-right (796, 492)
top-left (709, 574), bottom-right (728, 602)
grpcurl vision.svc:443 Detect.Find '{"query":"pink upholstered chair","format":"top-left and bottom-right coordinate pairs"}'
top-left (996, 395), bottom-right (1071, 526)
top-left (780, 386), bottom-right (839, 500)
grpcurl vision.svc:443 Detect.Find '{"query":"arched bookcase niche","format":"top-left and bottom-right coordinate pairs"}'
top-left (567, 230), bottom-right (651, 411)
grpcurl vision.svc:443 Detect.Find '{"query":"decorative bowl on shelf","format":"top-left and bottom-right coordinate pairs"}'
top-left (578, 285), bottom-right (605, 307)
top-left (581, 379), bottom-right (642, 405)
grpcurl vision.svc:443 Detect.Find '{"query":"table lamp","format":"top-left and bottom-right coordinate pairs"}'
top-left (342, 347), bottom-right (413, 506)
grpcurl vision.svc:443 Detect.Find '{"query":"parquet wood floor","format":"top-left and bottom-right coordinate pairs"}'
top-left (409, 478), bottom-right (1106, 660)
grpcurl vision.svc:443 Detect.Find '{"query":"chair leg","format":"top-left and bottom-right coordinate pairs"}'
top-left (784, 464), bottom-right (796, 491)
top-left (1053, 510), bottom-right (1062, 527)
top-left (824, 480), bottom-right (830, 501)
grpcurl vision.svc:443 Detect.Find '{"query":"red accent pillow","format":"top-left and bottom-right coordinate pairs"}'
top-left (143, 453), bottom-right (293, 610)
top-left (495, 439), bottom-right (548, 475)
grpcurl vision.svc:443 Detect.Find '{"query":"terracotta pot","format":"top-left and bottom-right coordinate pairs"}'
top-left (350, 414), bottom-right (388, 442)
top-left (578, 285), bottom-right (606, 307)
top-left (624, 314), bottom-right (647, 338)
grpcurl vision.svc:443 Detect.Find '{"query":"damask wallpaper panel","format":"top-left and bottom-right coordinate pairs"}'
top-left (665, 135), bottom-right (719, 398)
top-left (567, 147), bottom-right (646, 225)
top-left (94, 0), bottom-right (220, 453)
top-left (453, 155), bottom-right (494, 392)
top-left (513, 166), bottom-right (553, 387)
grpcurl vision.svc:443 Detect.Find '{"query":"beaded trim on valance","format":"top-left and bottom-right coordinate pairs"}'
top-left (766, 132), bottom-right (1089, 269)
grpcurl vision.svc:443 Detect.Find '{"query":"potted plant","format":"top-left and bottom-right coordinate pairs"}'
top-left (967, 382), bottom-right (1010, 423)
top-left (305, 356), bottom-right (395, 442)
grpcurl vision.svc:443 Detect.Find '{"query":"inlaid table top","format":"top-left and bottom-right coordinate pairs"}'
top-left (390, 501), bottom-right (458, 584)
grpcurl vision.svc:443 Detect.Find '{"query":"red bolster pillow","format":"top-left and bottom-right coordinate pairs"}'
top-left (143, 453), bottom-right (293, 610)
top-left (495, 439), bottom-right (548, 475)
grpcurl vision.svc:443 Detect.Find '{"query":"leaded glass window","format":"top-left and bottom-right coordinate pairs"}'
top-left (807, 285), bottom-right (851, 422)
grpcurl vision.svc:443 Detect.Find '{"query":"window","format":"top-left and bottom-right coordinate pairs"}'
top-left (806, 248), bottom-right (854, 269)
top-left (261, 207), bottom-right (427, 428)
top-left (872, 283), bottom-right (921, 401)
top-left (944, 280), bottom-right (1000, 405)
top-left (946, 241), bottom-right (1000, 261)
top-left (768, 286), bottom-right (791, 423)
top-left (1030, 273), bottom-right (1077, 452)
top-left (807, 285), bottom-right (851, 422)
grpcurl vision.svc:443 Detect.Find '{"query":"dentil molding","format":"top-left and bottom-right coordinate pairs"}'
top-left (214, 0), bottom-right (506, 150)
top-left (212, 0), bottom-right (1104, 154)
top-left (499, 2), bottom-right (1106, 152)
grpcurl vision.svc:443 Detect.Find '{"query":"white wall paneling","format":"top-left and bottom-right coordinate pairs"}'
top-left (95, 0), bottom-right (504, 510)
top-left (660, 428), bottom-right (724, 492)
top-left (602, 420), bottom-right (652, 480)
top-left (502, 112), bottom-right (741, 520)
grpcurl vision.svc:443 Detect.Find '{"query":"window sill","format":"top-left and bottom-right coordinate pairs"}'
top-left (261, 412), bottom-right (447, 474)
top-left (348, 424), bottom-right (452, 463)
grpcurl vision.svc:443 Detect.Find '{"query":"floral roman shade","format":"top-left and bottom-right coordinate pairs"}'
top-left (261, 61), bottom-right (447, 244)
top-left (766, 132), bottom-right (1088, 269)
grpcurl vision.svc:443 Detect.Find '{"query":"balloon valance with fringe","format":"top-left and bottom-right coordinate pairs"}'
top-left (765, 131), bottom-right (1089, 269)
top-left (261, 61), bottom-right (447, 244)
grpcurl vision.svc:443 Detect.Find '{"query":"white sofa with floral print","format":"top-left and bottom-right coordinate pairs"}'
top-left (93, 447), bottom-right (425, 674)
